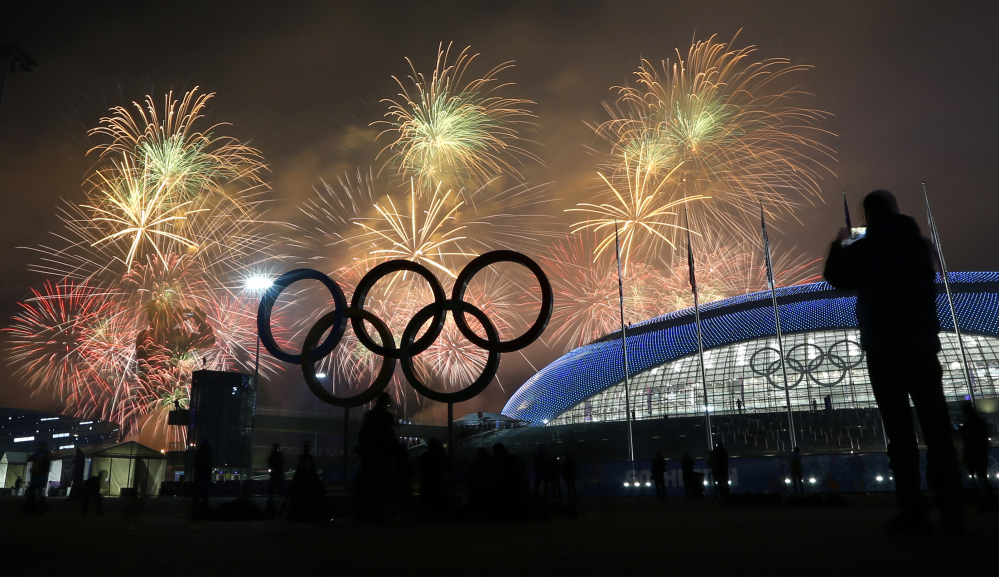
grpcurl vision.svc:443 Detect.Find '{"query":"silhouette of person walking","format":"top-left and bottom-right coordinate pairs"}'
top-left (545, 453), bottom-right (562, 501)
top-left (417, 439), bottom-right (449, 520)
top-left (790, 447), bottom-right (804, 495)
top-left (466, 447), bottom-right (495, 518)
top-left (493, 443), bottom-right (531, 520)
top-left (192, 439), bottom-right (213, 519)
top-left (652, 452), bottom-right (667, 500)
top-left (960, 402), bottom-right (996, 510)
top-left (562, 454), bottom-right (578, 504)
top-left (824, 190), bottom-right (963, 533)
top-left (681, 452), bottom-right (696, 499)
top-left (356, 393), bottom-right (400, 520)
top-left (287, 442), bottom-right (328, 521)
top-left (710, 443), bottom-right (730, 500)
top-left (81, 470), bottom-right (105, 516)
top-left (533, 445), bottom-right (550, 499)
top-left (266, 443), bottom-right (286, 518)
top-left (25, 442), bottom-right (51, 515)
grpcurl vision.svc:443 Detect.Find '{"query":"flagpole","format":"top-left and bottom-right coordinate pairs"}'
top-left (761, 204), bottom-right (797, 450)
top-left (923, 183), bottom-right (976, 407)
top-left (686, 208), bottom-right (714, 452)
top-left (614, 222), bottom-right (636, 464)
top-left (842, 190), bottom-right (853, 232)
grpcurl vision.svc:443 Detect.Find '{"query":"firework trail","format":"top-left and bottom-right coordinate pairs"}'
top-left (568, 145), bottom-right (707, 272)
top-left (542, 234), bottom-right (822, 352)
top-left (376, 43), bottom-right (540, 195)
top-left (10, 89), bottom-right (282, 445)
top-left (6, 280), bottom-right (118, 403)
top-left (540, 234), bottom-right (671, 352)
top-left (87, 87), bottom-right (268, 204)
top-left (659, 237), bottom-right (823, 310)
top-left (598, 32), bottom-right (835, 239)
top-left (353, 180), bottom-right (477, 281)
top-left (85, 159), bottom-right (204, 269)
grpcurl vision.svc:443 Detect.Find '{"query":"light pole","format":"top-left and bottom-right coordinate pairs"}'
top-left (243, 276), bottom-right (274, 385)
top-left (314, 373), bottom-right (326, 451)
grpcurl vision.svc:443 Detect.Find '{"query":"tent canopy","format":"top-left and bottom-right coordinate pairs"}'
top-left (87, 441), bottom-right (165, 496)
top-left (89, 441), bottom-right (164, 459)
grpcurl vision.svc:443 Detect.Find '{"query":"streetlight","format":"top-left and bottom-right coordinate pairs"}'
top-left (243, 276), bottom-right (274, 384)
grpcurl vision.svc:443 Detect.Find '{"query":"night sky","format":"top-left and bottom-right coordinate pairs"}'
top-left (2, 1), bottom-right (998, 418)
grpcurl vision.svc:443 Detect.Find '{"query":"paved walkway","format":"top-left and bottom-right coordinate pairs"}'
top-left (1, 493), bottom-right (994, 575)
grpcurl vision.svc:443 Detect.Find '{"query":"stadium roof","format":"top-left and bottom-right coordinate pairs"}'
top-left (503, 272), bottom-right (999, 426)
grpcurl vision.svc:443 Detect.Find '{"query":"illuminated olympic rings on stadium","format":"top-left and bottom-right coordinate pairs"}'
top-left (749, 340), bottom-right (865, 390)
top-left (256, 250), bottom-right (553, 407)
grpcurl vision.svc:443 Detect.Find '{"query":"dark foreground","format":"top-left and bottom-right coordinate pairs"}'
top-left (1, 492), bottom-right (994, 575)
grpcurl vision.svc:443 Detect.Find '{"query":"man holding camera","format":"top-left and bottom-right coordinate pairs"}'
top-left (824, 189), bottom-right (963, 534)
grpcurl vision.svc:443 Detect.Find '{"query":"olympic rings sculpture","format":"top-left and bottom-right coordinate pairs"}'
top-left (256, 250), bottom-right (553, 407)
top-left (749, 340), bottom-right (865, 390)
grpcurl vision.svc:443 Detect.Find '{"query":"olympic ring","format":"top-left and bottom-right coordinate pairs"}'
top-left (400, 300), bottom-right (500, 404)
top-left (749, 348), bottom-right (806, 390)
top-left (256, 251), bottom-right (553, 408)
top-left (750, 339), bottom-right (865, 390)
top-left (351, 260), bottom-right (446, 359)
top-left (301, 308), bottom-right (395, 407)
top-left (257, 268), bottom-right (347, 364)
top-left (451, 250), bottom-right (553, 354)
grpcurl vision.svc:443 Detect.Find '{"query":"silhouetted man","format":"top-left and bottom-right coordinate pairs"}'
top-left (681, 452), bottom-right (696, 499)
top-left (959, 403), bottom-right (996, 510)
top-left (651, 452), bottom-right (667, 500)
top-left (357, 393), bottom-right (399, 520)
top-left (562, 454), bottom-right (577, 504)
top-left (26, 442), bottom-right (51, 514)
top-left (790, 447), bottom-right (804, 495)
top-left (710, 443), bottom-right (729, 499)
top-left (266, 443), bottom-right (285, 517)
top-left (824, 189), bottom-right (962, 533)
top-left (192, 439), bottom-right (213, 519)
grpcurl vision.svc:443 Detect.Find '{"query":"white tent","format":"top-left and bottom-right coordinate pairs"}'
top-left (2, 451), bottom-right (62, 490)
top-left (1, 452), bottom-right (28, 489)
top-left (87, 441), bottom-right (166, 496)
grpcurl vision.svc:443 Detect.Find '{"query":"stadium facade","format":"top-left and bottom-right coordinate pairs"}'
top-left (503, 273), bottom-right (999, 427)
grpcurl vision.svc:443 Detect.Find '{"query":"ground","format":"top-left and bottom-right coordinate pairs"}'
top-left (0, 492), bottom-right (993, 575)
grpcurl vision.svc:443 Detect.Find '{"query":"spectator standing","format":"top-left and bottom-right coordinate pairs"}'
top-left (25, 442), bottom-right (51, 515)
top-left (652, 452), bottom-right (667, 500)
top-left (824, 190), bottom-right (963, 534)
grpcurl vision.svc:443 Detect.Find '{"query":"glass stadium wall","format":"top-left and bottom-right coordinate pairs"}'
top-left (549, 329), bottom-right (999, 426)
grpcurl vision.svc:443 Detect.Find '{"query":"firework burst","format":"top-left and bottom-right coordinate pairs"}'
top-left (6, 280), bottom-right (117, 402)
top-left (376, 43), bottom-right (539, 194)
top-left (600, 32), bottom-right (835, 236)
top-left (10, 89), bottom-right (283, 446)
top-left (540, 235), bottom-right (671, 351)
top-left (568, 147), bottom-right (707, 273)
top-left (353, 180), bottom-right (476, 281)
top-left (542, 233), bottom-right (822, 352)
top-left (84, 159), bottom-right (204, 268)
top-left (87, 87), bottom-right (268, 205)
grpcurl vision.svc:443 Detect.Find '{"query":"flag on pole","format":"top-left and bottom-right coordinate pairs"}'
top-left (760, 202), bottom-right (797, 447)
top-left (761, 204), bottom-right (776, 290)
top-left (842, 190), bottom-right (852, 232)
top-left (685, 208), bottom-right (697, 293)
top-left (924, 182), bottom-right (976, 405)
top-left (613, 220), bottom-right (636, 462)
top-left (924, 189), bottom-right (946, 270)
top-left (685, 207), bottom-right (714, 451)
top-left (614, 222), bottom-right (625, 304)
